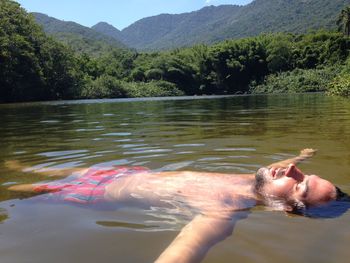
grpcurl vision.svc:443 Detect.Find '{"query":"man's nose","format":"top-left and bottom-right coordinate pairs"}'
top-left (285, 164), bottom-right (304, 181)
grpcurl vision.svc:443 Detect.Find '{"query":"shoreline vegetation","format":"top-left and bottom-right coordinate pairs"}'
top-left (1, 1), bottom-right (350, 103)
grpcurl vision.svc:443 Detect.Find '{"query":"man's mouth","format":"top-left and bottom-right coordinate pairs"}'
top-left (270, 167), bottom-right (289, 179)
top-left (270, 167), bottom-right (277, 178)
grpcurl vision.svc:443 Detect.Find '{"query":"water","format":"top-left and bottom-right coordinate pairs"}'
top-left (0, 94), bottom-right (350, 263)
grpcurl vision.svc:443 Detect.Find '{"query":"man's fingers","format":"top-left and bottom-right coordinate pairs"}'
top-left (300, 148), bottom-right (317, 156)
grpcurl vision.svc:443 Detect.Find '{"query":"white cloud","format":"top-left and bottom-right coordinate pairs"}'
top-left (205, 0), bottom-right (216, 4)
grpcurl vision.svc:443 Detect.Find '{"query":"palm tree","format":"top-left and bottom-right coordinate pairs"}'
top-left (337, 6), bottom-right (350, 37)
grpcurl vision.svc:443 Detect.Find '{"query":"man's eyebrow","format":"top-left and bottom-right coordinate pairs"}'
top-left (302, 178), bottom-right (309, 198)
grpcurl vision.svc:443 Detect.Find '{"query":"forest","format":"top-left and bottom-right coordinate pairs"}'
top-left (1, 0), bottom-right (350, 103)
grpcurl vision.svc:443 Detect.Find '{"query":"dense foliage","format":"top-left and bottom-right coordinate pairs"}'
top-left (1, 0), bottom-right (350, 103)
top-left (327, 74), bottom-right (350, 97)
top-left (250, 66), bottom-right (342, 94)
top-left (327, 57), bottom-right (350, 97)
top-left (81, 77), bottom-right (184, 98)
top-left (0, 0), bottom-right (84, 102)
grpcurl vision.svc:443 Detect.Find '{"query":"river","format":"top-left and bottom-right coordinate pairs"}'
top-left (0, 93), bottom-right (349, 263)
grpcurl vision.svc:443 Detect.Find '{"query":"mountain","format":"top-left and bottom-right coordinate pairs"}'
top-left (32, 12), bottom-right (127, 55)
top-left (119, 5), bottom-right (241, 50)
top-left (116, 0), bottom-right (350, 50)
top-left (91, 22), bottom-right (124, 42)
top-left (34, 0), bottom-right (350, 52)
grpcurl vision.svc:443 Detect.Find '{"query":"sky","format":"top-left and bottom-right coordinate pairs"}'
top-left (15, 0), bottom-right (253, 30)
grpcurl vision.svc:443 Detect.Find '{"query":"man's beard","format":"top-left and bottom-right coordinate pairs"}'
top-left (254, 167), bottom-right (268, 195)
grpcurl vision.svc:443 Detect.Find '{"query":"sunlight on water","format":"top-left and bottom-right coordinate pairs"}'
top-left (0, 94), bottom-right (350, 263)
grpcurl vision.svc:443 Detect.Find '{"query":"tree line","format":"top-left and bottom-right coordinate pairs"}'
top-left (1, 0), bottom-right (350, 103)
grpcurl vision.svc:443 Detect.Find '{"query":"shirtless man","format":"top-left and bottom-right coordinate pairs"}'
top-left (5, 149), bottom-right (349, 263)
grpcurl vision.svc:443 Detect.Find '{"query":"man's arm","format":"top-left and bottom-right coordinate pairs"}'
top-left (267, 148), bottom-right (317, 168)
top-left (155, 212), bottom-right (248, 263)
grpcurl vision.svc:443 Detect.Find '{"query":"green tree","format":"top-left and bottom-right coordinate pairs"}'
top-left (266, 34), bottom-right (293, 73)
top-left (0, 0), bottom-right (85, 102)
top-left (337, 6), bottom-right (350, 37)
top-left (0, 0), bottom-right (46, 101)
top-left (81, 74), bottom-right (126, 98)
top-left (96, 49), bottom-right (137, 80)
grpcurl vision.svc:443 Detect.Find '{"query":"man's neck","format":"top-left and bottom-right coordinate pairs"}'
top-left (223, 173), bottom-right (258, 201)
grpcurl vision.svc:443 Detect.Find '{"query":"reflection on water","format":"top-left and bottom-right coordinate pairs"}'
top-left (95, 220), bottom-right (158, 230)
top-left (0, 94), bottom-right (350, 263)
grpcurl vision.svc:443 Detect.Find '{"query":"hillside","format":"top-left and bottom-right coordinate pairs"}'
top-left (33, 0), bottom-right (350, 51)
top-left (116, 0), bottom-right (350, 50)
top-left (33, 12), bottom-right (127, 55)
top-left (119, 5), bottom-right (242, 50)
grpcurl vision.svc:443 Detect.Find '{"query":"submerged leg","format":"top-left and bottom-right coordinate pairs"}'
top-left (8, 181), bottom-right (68, 193)
top-left (8, 184), bottom-right (37, 193)
top-left (5, 160), bottom-right (87, 177)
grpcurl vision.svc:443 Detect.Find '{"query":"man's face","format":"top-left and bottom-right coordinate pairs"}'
top-left (255, 164), bottom-right (336, 210)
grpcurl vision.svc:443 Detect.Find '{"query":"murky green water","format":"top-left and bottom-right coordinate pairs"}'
top-left (0, 94), bottom-right (350, 263)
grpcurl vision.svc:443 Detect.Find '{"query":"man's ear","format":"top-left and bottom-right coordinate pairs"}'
top-left (284, 200), bottom-right (305, 213)
top-left (283, 205), bottom-right (294, 212)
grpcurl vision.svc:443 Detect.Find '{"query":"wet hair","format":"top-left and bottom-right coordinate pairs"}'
top-left (335, 186), bottom-right (350, 201)
top-left (289, 186), bottom-right (350, 218)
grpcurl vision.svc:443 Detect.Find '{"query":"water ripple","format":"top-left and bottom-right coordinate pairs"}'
top-left (174, 144), bottom-right (205, 147)
top-left (37, 150), bottom-right (88, 157)
top-left (214, 147), bottom-right (256, 152)
top-left (102, 132), bottom-right (132, 136)
top-left (123, 149), bottom-right (172, 155)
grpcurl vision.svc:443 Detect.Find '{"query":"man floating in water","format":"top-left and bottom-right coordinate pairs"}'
top-left (5, 149), bottom-right (350, 263)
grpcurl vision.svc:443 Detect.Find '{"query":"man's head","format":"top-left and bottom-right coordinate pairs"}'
top-left (254, 164), bottom-right (344, 214)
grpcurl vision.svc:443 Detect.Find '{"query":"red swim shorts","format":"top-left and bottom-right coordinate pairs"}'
top-left (32, 166), bottom-right (149, 204)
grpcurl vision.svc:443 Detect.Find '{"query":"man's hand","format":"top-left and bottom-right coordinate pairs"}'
top-left (300, 148), bottom-right (317, 157)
